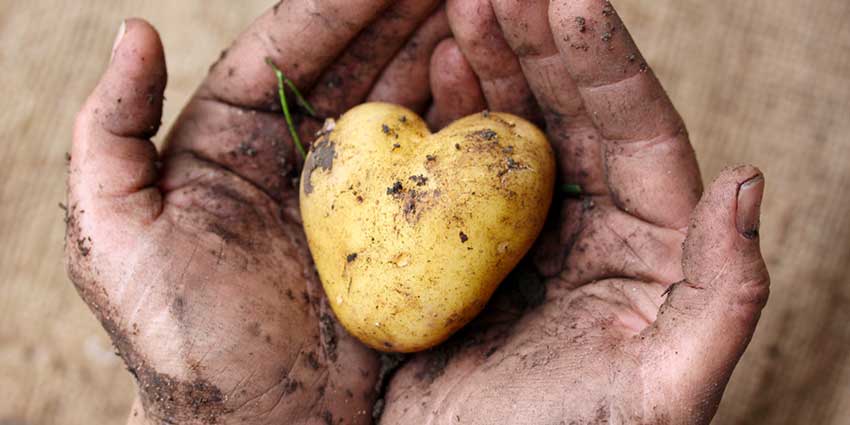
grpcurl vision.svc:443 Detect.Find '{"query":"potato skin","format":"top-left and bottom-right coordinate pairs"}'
top-left (300, 103), bottom-right (554, 352)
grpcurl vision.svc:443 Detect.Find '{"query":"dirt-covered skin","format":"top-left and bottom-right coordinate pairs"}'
top-left (380, 1), bottom-right (769, 424)
top-left (66, 1), bottom-right (451, 423)
top-left (69, 1), bottom-right (769, 424)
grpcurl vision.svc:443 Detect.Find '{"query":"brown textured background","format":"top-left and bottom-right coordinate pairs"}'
top-left (1, 1), bottom-right (848, 424)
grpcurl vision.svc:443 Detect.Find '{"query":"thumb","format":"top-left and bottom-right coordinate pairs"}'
top-left (66, 19), bottom-right (167, 302)
top-left (640, 165), bottom-right (769, 422)
top-left (69, 18), bottom-right (167, 226)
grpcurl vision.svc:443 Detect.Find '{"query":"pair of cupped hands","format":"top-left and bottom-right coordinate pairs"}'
top-left (66, 0), bottom-right (769, 424)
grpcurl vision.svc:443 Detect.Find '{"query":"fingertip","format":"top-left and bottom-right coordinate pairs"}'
top-left (693, 165), bottom-right (763, 235)
top-left (70, 18), bottom-right (166, 212)
top-left (683, 165), bottom-right (769, 308)
top-left (432, 38), bottom-right (464, 68)
top-left (428, 38), bottom-right (486, 129)
top-left (108, 18), bottom-right (166, 83)
top-left (699, 165), bottom-right (764, 238)
top-left (549, 0), bottom-right (644, 86)
top-left (93, 18), bottom-right (167, 138)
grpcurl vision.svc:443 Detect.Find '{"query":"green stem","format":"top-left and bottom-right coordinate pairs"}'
top-left (562, 183), bottom-right (583, 196)
top-left (265, 58), bottom-right (310, 159)
top-left (284, 78), bottom-right (316, 117)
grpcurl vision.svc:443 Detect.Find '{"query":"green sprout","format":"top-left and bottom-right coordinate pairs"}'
top-left (265, 57), bottom-right (316, 160)
top-left (562, 183), bottom-right (583, 196)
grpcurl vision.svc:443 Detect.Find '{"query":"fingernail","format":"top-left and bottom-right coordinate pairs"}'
top-left (111, 20), bottom-right (127, 62)
top-left (736, 174), bottom-right (764, 239)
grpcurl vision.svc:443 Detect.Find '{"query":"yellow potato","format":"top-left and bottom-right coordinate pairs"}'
top-left (300, 103), bottom-right (555, 352)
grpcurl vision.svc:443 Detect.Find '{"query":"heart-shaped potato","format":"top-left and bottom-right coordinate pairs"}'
top-left (300, 103), bottom-right (554, 352)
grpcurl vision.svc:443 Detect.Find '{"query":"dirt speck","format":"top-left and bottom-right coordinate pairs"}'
top-left (386, 181), bottom-right (403, 197)
top-left (281, 376), bottom-right (300, 395)
top-left (305, 351), bottom-right (320, 370)
top-left (237, 142), bottom-right (257, 157)
top-left (481, 129), bottom-right (498, 140)
top-left (302, 139), bottom-right (336, 195)
top-left (459, 231), bottom-right (469, 243)
top-left (575, 16), bottom-right (587, 33)
top-left (207, 222), bottom-right (252, 250)
top-left (319, 313), bottom-right (338, 362)
top-left (571, 42), bottom-right (590, 51)
top-left (469, 128), bottom-right (498, 141)
top-left (346, 253), bottom-right (358, 263)
top-left (372, 353), bottom-right (406, 421)
top-left (403, 191), bottom-right (417, 215)
top-left (76, 237), bottom-right (92, 257)
top-left (415, 345), bottom-right (453, 382)
top-left (409, 175), bottom-right (428, 186)
top-left (498, 157), bottom-right (527, 178)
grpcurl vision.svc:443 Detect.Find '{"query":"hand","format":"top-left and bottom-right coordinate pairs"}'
top-left (66, 2), bottom-right (450, 424)
top-left (380, 0), bottom-right (769, 423)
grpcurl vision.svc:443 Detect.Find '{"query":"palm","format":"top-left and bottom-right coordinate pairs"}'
top-left (68, 156), bottom-right (367, 422)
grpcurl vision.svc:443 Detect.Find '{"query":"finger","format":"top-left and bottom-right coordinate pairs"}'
top-left (640, 166), bottom-right (768, 421)
top-left (446, 0), bottom-right (539, 120)
top-left (367, 6), bottom-right (451, 113)
top-left (203, 0), bottom-right (393, 110)
top-left (549, 0), bottom-right (702, 229)
top-left (426, 39), bottom-right (487, 130)
top-left (69, 19), bottom-right (166, 226)
top-left (490, 0), bottom-right (606, 195)
top-left (308, 0), bottom-right (442, 116)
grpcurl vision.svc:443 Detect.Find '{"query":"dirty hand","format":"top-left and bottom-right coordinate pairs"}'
top-left (66, 2), bottom-right (449, 424)
top-left (380, 0), bottom-right (770, 424)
